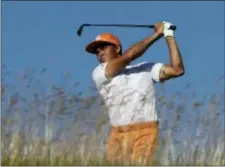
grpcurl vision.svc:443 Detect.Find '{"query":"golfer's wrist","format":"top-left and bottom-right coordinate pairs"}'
top-left (165, 36), bottom-right (175, 41)
top-left (152, 32), bottom-right (163, 41)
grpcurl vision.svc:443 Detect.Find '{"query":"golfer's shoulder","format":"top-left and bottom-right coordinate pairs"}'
top-left (129, 61), bottom-right (162, 70)
top-left (92, 63), bottom-right (106, 73)
top-left (92, 63), bottom-right (107, 79)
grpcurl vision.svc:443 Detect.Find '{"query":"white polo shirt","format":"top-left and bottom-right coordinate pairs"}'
top-left (92, 61), bottom-right (163, 126)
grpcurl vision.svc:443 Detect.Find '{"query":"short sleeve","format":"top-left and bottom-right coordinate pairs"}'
top-left (150, 63), bottom-right (163, 82)
top-left (92, 63), bottom-right (111, 89)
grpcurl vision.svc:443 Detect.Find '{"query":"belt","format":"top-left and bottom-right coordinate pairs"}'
top-left (111, 120), bottom-right (159, 133)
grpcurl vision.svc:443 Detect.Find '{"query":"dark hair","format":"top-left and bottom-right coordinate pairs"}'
top-left (119, 45), bottom-right (123, 55)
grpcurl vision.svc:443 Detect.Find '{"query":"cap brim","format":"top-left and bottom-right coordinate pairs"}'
top-left (85, 40), bottom-right (112, 54)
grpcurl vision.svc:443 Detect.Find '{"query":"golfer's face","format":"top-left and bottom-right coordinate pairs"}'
top-left (95, 43), bottom-right (117, 63)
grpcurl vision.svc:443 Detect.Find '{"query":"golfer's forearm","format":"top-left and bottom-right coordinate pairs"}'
top-left (123, 33), bottom-right (161, 60)
top-left (166, 37), bottom-right (184, 72)
top-left (105, 33), bottom-right (161, 79)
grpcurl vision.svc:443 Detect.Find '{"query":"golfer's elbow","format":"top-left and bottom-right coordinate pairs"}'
top-left (172, 58), bottom-right (185, 77)
top-left (105, 56), bottom-right (132, 78)
top-left (174, 67), bottom-right (185, 77)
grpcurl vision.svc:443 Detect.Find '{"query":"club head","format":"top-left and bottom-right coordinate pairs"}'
top-left (77, 24), bottom-right (91, 37)
top-left (77, 25), bottom-right (84, 36)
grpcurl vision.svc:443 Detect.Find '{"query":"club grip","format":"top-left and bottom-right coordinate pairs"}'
top-left (168, 25), bottom-right (176, 31)
top-left (150, 25), bottom-right (176, 31)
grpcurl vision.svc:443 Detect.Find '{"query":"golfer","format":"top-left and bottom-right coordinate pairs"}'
top-left (85, 21), bottom-right (185, 164)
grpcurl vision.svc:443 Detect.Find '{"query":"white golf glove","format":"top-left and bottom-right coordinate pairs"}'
top-left (163, 21), bottom-right (175, 38)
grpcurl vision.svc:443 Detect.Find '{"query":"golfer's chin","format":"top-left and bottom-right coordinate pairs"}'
top-left (98, 57), bottom-right (108, 63)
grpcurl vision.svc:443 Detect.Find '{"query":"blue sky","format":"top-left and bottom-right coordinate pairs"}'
top-left (2, 1), bottom-right (224, 95)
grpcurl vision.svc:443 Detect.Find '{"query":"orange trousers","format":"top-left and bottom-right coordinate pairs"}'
top-left (107, 121), bottom-right (159, 165)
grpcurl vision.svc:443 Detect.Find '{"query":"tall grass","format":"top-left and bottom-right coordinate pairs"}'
top-left (1, 67), bottom-right (224, 165)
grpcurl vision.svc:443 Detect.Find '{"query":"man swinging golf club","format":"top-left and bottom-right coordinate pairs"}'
top-left (85, 21), bottom-right (185, 164)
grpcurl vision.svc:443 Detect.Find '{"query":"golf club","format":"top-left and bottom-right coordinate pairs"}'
top-left (77, 23), bottom-right (176, 36)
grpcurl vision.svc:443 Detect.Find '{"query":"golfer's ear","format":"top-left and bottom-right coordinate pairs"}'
top-left (116, 46), bottom-right (121, 54)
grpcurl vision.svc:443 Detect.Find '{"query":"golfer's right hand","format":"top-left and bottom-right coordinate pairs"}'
top-left (154, 22), bottom-right (164, 37)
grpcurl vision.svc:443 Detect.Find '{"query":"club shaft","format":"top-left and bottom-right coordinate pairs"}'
top-left (77, 23), bottom-right (176, 36)
top-left (83, 24), bottom-right (154, 28)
